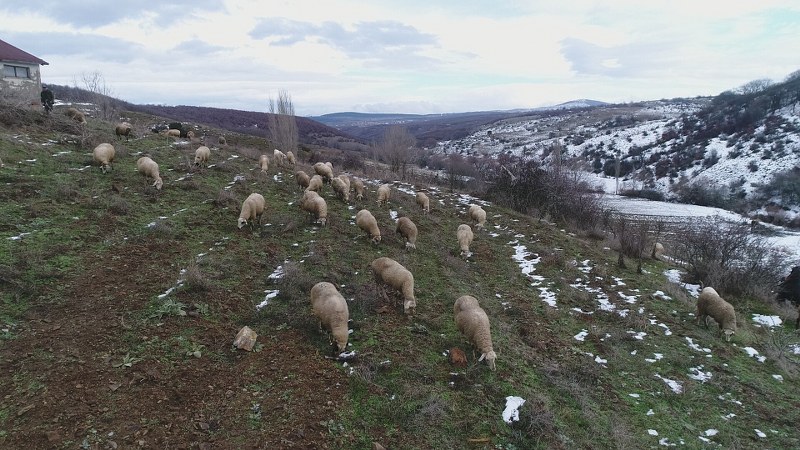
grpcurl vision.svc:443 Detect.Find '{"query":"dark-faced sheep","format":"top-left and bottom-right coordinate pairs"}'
top-left (777, 266), bottom-right (800, 328)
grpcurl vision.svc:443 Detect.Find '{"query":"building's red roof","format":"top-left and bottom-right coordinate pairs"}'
top-left (0, 39), bottom-right (48, 65)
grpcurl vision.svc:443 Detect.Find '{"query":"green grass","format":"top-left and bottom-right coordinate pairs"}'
top-left (1, 106), bottom-right (799, 449)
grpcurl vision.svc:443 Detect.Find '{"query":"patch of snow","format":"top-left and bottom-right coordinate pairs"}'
top-left (655, 374), bottom-right (683, 394)
top-left (648, 429), bottom-right (658, 436)
top-left (627, 331), bottom-right (647, 340)
top-left (704, 429), bottom-right (718, 437)
top-left (574, 330), bottom-right (589, 341)
top-left (688, 366), bottom-right (712, 383)
top-left (685, 337), bottom-right (711, 353)
top-left (755, 429), bottom-right (767, 438)
top-left (772, 374), bottom-right (783, 382)
top-left (538, 287), bottom-right (557, 308)
top-left (751, 314), bottom-right (782, 328)
top-left (743, 347), bottom-right (766, 363)
top-left (628, 393), bottom-right (640, 398)
top-left (502, 396), bottom-right (525, 424)
top-left (258, 290), bottom-right (280, 309)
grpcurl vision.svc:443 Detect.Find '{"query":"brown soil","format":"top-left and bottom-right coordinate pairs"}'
top-left (1, 241), bottom-right (350, 449)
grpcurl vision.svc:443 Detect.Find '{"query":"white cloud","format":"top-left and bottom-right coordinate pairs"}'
top-left (1, 1), bottom-right (798, 115)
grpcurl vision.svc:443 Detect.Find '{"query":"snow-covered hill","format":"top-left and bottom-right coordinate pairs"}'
top-left (431, 82), bottom-right (800, 226)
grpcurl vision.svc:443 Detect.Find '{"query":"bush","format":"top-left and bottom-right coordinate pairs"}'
top-left (670, 218), bottom-right (789, 298)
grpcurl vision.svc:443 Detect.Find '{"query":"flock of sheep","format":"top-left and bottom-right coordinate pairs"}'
top-left (90, 125), bottom-right (499, 369)
top-left (89, 121), bottom-right (781, 372)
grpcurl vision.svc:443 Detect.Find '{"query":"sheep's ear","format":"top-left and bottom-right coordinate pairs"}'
top-left (478, 353), bottom-right (486, 362)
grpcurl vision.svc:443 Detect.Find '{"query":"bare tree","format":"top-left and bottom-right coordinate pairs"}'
top-left (267, 90), bottom-right (298, 154)
top-left (77, 71), bottom-right (117, 121)
top-left (735, 78), bottom-right (773, 95)
top-left (378, 125), bottom-right (416, 179)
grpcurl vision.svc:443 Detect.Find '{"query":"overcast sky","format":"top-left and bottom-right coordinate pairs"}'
top-left (2, 1), bottom-right (798, 116)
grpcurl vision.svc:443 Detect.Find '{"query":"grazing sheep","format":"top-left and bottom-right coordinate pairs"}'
top-left (370, 257), bottom-right (416, 315)
top-left (273, 149), bottom-right (287, 168)
top-left (65, 107), bottom-right (86, 123)
top-left (186, 130), bottom-right (195, 139)
top-left (353, 177), bottom-right (365, 200)
top-left (258, 154), bottom-right (270, 173)
top-left (295, 170), bottom-right (310, 190)
top-left (468, 205), bottom-right (486, 229)
top-left (237, 192), bottom-right (266, 230)
top-left (416, 192), bottom-right (430, 214)
top-left (136, 156), bottom-right (163, 190)
top-left (313, 162), bottom-right (334, 183)
top-left (777, 266), bottom-right (800, 328)
top-left (166, 129), bottom-right (181, 138)
top-left (310, 282), bottom-right (350, 354)
top-left (454, 295), bottom-right (496, 370)
top-left (194, 146), bottom-right (211, 167)
top-left (306, 174), bottom-right (324, 193)
top-left (218, 135), bottom-right (227, 146)
top-left (457, 224), bottom-right (474, 258)
top-left (300, 190), bottom-right (328, 226)
top-left (286, 151), bottom-right (296, 166)
top-left (92, 143), bottom-right (115, 174)
top-left (396, 216), bottom-right (418, 250)
top-left (115, 122), bottom-right (133, 141)
top-left (331, 176), bottom-right (350, 202)
top-left (696, 287), bottom-right (737, 341)
top-left (377, 184), bottom-right (391, 206)
top-left (652, 242), bottom-right (665, 260)
top-left (325, 161), bottom-right (333, 172)
top-left (338, 174), bottom-right (351, 192)
top-left (356, 209), bottom-right (381, 244)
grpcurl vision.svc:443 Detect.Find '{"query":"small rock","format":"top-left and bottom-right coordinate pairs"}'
top-left (233, 326), bottom-right (258, 351)
top-left (450, 348), bottom-right (467, 367)
top-left (16, 404), bottom-right (34, 416)
top-left (373, 442), bottom-right (387, 450)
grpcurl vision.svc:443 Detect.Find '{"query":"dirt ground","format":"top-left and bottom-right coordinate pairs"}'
top-left (1, 240), bottom-right (353, 449)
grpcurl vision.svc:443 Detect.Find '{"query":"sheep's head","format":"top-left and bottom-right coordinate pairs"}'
top-left (371, 234), bottom-right (382, 244)
top-left (403, 299), bottom-right (416, 315)
top-left (479, 351), bottom-right (497, 371)
top-left (406, 241), bottom-right (416, 250)
top-left (723, 328), bottom-right (735, 342)
top-left (319, 217), bottom-right (327, 227)
top-left (237, 217), bottom-right (248, 229)
top-left (153, 177), bottom-right (163, 190)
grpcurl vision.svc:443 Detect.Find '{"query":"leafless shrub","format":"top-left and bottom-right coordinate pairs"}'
top-left (146, 220), bottom-right (174, 238)
top-left (484, 156), bottom-right (605, 231)
top-left (670, 218), bottom-right (791, 297)
top-left (267, 89), bottom-right (298, 154)
top-left (184, 260), bottom-right (210, 292)
top-left (214, 189), bottom-right (239, 209)
top-left (107, 195), bottom-right (129, 216)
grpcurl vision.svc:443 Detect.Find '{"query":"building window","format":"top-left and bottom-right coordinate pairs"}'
top-left (3, 65), bottom-right (30, 78)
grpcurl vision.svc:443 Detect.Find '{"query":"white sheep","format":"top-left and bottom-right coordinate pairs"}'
top-left (306, 174), bottom-right (323, 193)
top-left (65, 107), bottom-right (86, 124)
top-left (331, 176), bottom-right (350, 202)
top-left (300, 190), bottom-right (328, 226)
top-left (136, 156), bottom-right (163, 190)
top-left (166, 129), bottom-right (181, 138)
top-left (454, 295), bottom-right (496, 370)
top-left (295, 170), bottom-right (310, 190)
top-left (468, 205), bottom-right (486, 229)
top-left (377, 184), bottom-right (391, 206)
top-left (310, 281), bottom-right (350, 354)
top-left (313, 162), bottom-right (334, 183)
top-left (286, 151), bottom-right (297, 166)
top-left (396, 216), bottom-right (418, 250)
top-left (273, 149), bottom-right (287, 168)
top-left (696, 287), bottom-right (737, 341)
top-left (416, 192), bottom-right (430, 214)
top-left (194, 146), bottom-right (211, 167)
top-left (115, 122), bottom-right (132, 141)
top-left (457, 224), bottom-right (474, 258)
top-left (356, 209), bottom-right (381, 244)
top-left (652, 242), bottom-right (665, 260)
top-left (338, 174), bottom-right (351, 192)
top-left (92, 143), bottom-right (115, 174)
top-left (352, 177), bottom-right (365, 200)
top-left (259, 154), bottom-right (270, 173)
top-left (370, 257), bottom-right (416, 315)
top-left (237, 192), bottom-right (266, 230)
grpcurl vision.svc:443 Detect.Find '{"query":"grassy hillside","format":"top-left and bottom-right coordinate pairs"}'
top-left (0, 105), bottom-right (799, 449)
